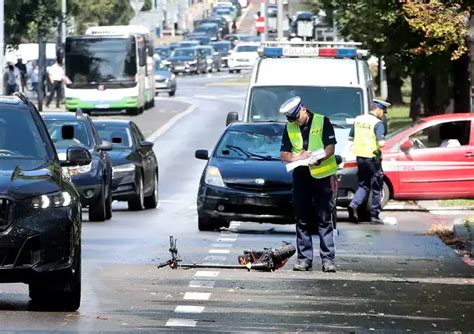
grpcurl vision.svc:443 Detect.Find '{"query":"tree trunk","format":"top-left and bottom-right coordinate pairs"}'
top-left (409, 73), bottom-right (424, 120)
top-left (452, 52), bottom-right (471, 113)
top-left (386, 65), bottom-right (403, 105)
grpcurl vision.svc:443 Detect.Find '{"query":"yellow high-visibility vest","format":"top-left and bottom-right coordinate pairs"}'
top-left (287, 114), bottom-right (337, 179)
top-left (352, 113), bottom-right (380, 158)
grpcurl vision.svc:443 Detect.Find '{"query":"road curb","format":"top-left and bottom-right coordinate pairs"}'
top-left (147, 103), bottom-right (197, 142)
top-left (453, 218), bottom-right (473, 257)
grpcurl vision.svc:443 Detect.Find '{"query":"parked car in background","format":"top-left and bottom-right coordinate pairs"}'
top-left (195, 23), bottom-right (220, 41)
top-left (154, 45), bottom-right (171, 61)
top-left (154, 60), bottom-right (177, 96)
top-left (212, 41), bottom-right (232, 67)
top-left (42, 111), bottom-right (113, 222)
top-left (93, 120), bottom-right (159, 211)
top-left (375, 113), bottom-right (474, 213)
top-left (0, 94), bottom-right (88, 311)
top-left (224, 34), bottom-right (259, 47)
top-left (185, 33), bottom-right (211, 45)
top-left (197, 45), bottom-right (222, 72)
top-left (169, 47), bottom-right (207, 74)
top-left (228, 42), bottom-right (259, 73)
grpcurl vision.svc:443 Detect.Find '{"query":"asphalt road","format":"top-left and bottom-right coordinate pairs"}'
top-left (0, 72), bottom-right (473, 332)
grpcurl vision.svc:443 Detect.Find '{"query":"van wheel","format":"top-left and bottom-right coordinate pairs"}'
top-left (127, 108), bottom-right (140, 116)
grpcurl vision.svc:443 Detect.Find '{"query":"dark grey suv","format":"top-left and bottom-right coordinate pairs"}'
top-left (0, 93), bottom-right (91, 311)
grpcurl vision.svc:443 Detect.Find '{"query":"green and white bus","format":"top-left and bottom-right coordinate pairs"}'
top-left (65, 25), bottom-right (155, 115)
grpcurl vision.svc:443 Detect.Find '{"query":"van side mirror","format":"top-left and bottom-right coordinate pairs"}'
top-left (334, 155), bottom-right (342, 165)
top-left (400, 140), bottom-right (414, 152)
top-left (226, 112), bottom-right (239, 126)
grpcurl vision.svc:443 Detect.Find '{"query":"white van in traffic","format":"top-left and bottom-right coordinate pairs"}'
top-left (227, 41), bottom-right (380, 218)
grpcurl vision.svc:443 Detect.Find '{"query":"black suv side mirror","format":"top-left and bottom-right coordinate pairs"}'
top-left (140, 141), bottom-right (154, 150)
top-left (61, 146), bottom-right (92, 166)
top-left (226, 112), bottom-right (239, 126)
top-left (195, 149), bottom-right (209, 160)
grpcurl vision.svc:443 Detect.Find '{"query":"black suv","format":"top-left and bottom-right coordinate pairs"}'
top-left (0, 93), bottom-right (91, 310)
top-left (42, 112), bottom-right (113, 222)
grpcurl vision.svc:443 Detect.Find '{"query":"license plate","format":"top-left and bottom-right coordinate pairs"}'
top-left (243, 197), bottom-right (273, 206)
top-left (96, 104), bottom-right (110, 109)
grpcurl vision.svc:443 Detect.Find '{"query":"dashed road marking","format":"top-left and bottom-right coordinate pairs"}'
top-left (166, 318), bottom-right (197, 327)
top-left (211, 243), bottom-right (233, 248)
top-left (194, 271), bottom-right (220, 278)
top-left (183, 292), bottom-right (211, 301)
top-left (217, 237), bottom-right (237, 242)
top-left (189, 280), bottom-right (215, 288)
top-left (175, 305), bottom-right (205, 314)
top-left (209, 249), bottom-right (230, 254)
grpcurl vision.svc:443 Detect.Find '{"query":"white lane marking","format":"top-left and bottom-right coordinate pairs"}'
top-left (183, 292), bottom-right (211, 300)
top-left (205, 255), bottom-right (227, 262)
top-left (383, 216), bottom-right (398, 225)
top-left (194, 271), bottom-right (219, 278)
top-left (166, 318), bottom-right (197, 327)
top-left (217, 237), bottom-right (237, 242)
top-left (175, 305), bottom-right (205, 314)
top-left (211, 243), bottom-right (233, 248)
top-left (147, 104), bottom-right (197, 142)
top-left (189, 280), bottom-right (215, 288)
top-left (209, 249), bottom-right (230, 254)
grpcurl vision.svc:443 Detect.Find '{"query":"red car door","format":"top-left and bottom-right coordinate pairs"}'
top-left (394, 119), bottom-right (474, 199)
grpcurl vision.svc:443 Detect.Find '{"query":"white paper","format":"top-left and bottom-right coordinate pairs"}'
top-left (285, 149), bottom-right (326, 172)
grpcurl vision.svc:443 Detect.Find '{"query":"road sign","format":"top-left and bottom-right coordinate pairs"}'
top-left (256, 16), bottom-right (265, 33)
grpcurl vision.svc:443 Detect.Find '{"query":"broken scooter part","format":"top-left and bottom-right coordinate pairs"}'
top-left (157, 236), bottom-right (295, 272)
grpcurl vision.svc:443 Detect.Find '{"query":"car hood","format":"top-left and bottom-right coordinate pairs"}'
top-left (170, 56), bottom-right (196, 62)
top-left (231, 52), bottom-right (258, 58)
top-left (212, 158), bottom-right (292, 189)
top-left (0, 164), bottom-right (62, 200)
top-left (106, 149), bottom-right (133, 166)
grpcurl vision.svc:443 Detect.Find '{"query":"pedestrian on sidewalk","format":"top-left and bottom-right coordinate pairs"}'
top-left (4, 63), bottom-right (19, 95)
top-left (280, 96), bottom-right (337, 273)
top-left (15, 58), bottom-right (27, 93)
top-left (46, 58), bottom-right (65, 109)
top-left (347, 99), bottom-right (390, 224)
top-left (28, 61), bottom-right (39, 98)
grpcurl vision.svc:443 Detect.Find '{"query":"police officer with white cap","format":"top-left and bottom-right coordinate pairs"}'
top-left (347, 99), bottom-right (391, 224)
top-left (280, 96), bottom-right (337, 272)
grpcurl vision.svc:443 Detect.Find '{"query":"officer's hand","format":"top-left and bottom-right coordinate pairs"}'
top-left (309, 159), bottom-right (322, 167)
top-left (295, 151), bottom-right (311, 161)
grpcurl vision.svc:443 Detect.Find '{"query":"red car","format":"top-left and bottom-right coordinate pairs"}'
top-left (382, 113), bottom-right (474, 201)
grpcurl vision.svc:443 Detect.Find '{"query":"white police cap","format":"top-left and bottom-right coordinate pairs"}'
top-left (279, 96), bottom-right (302, 121)
top-left (372, 99), bottom-right (391, 112)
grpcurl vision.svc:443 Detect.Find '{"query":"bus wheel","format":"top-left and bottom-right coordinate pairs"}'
top-left (127, 108), bottom-right (140, 116)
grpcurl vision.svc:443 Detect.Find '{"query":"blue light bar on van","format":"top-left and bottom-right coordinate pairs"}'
top-left (261, 46), bottom-right (358, 58)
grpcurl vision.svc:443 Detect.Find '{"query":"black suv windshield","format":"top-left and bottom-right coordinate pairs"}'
top-left (43, 119), bottom-right (93, 150)
top-left (248, 86), bottom-right (363, 127)
top-left (215, 128), bottom-right (283, 160)
top-left (0, 108), bottom-right (51, 169)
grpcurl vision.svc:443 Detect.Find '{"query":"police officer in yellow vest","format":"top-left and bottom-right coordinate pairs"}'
top-left (347, 99), bottom-right (390, 224)
top-left (280, 96), bottom-right (337, 272)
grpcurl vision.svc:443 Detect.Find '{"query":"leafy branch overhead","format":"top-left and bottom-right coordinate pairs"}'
top-left (403, 2), bottom-right (470, 60)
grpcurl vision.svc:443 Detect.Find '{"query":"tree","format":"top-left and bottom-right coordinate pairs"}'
top-left (315, 0), bottom-right (472, 116)
top-left (70, 0), bottom-right (134, 34)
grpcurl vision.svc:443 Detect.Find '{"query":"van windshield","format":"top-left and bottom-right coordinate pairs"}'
top-left (248, 86), bottom-right (363, 127)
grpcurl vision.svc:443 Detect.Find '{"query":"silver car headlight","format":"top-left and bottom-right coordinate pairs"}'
top-left (113, 163), bottom-right (136, 173)
top-left (205, 166), bottom-right (226, 187)
top-left (27, 191), bottom-right (72, 209)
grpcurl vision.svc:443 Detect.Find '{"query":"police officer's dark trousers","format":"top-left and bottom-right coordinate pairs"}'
top-left (293, 168), bottom-right (335, 265)
top-left (350, 156), bottom-right (383, 218)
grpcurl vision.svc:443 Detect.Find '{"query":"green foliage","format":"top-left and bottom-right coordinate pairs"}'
top-left (71, 0), bottom-right (134, 34)
top-left (142, 0), bottom-right (152, 11)
top-left (403, 2), bottom-right (470, 60)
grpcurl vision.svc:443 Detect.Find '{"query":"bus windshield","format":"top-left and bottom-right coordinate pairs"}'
top-left (66, 37), bottom-right (137, 87)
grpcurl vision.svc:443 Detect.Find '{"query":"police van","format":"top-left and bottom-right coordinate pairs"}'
top-left (226, 41), bottom-right (384, 219)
